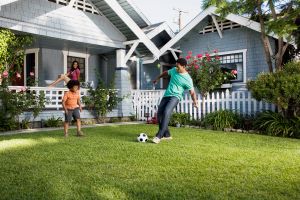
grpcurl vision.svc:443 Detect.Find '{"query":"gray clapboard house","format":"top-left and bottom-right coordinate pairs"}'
top-left (0, 2), bottom-right (288, 121)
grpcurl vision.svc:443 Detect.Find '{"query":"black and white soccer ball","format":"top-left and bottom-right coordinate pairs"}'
top-left (137, 133), bottom-right (148, 142)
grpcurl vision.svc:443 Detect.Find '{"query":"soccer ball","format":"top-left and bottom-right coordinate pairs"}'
top-left (137, 133), bottom-right (148, 142)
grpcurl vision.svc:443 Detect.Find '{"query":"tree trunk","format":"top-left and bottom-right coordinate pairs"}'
top-left (257, 0), bottom-right (274, 73)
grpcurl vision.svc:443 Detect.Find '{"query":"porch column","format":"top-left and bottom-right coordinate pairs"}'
top-left (115, 49), bottom-right (133, 117)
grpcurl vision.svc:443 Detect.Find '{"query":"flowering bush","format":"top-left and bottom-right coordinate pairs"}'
top-left (185, 50), bottom-right (224, 97)
top-left (223, 69), bottom-right (238, 83)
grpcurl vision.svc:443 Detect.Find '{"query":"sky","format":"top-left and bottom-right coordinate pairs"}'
top-left (132, 0), bottom-right (203, 32)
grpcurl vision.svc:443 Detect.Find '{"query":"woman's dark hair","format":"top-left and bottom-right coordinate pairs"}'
top-left (67, 80), bottom-right (80, 89)
top-left (70, 60), bottom-right (80, 72)
top-left (176, 58), bottom-right (187, 66)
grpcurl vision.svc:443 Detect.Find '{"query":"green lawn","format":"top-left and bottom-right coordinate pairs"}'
top-left (0, 124), bottom-right (299, 200)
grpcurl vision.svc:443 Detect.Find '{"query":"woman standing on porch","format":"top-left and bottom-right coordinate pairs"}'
top-left (48, 61), bottom-right (80, 87)
top-left (152, 58), bottom-right (198, 144)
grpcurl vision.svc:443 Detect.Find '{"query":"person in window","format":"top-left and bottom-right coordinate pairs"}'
top-left (48, 61), bottom-right (80, 87)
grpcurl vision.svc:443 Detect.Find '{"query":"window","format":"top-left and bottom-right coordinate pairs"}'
top-left (219, 53), bottom-right (244, 82)
top-left (67, 56), bottom-right (86, 82)
top-left (63, 51), bottom-right (89, 83)
top-left (48, 0), bottom-right (101, 15)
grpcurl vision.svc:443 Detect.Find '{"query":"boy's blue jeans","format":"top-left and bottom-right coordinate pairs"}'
top-left (156, 96), bottom-right (179, 139)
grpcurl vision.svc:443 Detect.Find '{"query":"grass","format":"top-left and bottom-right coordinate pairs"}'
top-left (0, 124), bottom-right (299, 200)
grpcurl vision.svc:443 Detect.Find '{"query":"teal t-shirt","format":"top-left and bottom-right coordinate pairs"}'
top-left (164, 67), bottom-right (194, 100)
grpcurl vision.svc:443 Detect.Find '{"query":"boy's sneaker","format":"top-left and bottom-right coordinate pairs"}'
top-left (161, 137), bottom-right (173, 140)
top-left (152, 137), bottom-right (161, 144)
top-left (77, 131), bottom-right (84, 137)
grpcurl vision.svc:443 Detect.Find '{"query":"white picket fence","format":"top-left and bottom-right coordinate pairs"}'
top-left (132, 90), bottom-right (275, 121)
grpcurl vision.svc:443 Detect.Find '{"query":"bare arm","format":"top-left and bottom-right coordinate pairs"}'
top-left (152, 71), bottom-right (169, 84)
top-left (189, 89), bottom-right (198, 108)
top-left (77, 97), bottom-right (82, 112)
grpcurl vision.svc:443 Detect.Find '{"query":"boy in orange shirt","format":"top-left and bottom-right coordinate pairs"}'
top-left (62, 80), bottom-right (84, 137)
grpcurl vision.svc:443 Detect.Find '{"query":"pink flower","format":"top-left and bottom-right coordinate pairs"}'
top-left (205, 53), bottom-right (210, 57)
top-left (216, 56), bottom-right (221, 60)
top-left (188, 51), bottom-right (192, 55)
top-left (213, 49), bottom-right (218, 53)
top-left (231, 70), bottom-right (238, 75)
top-left (207, 57), bottom-right (211, 62)
top-left (194, 65), bottom-right (199, 70)
top-left (16, 72), bottom-right (21, 78)
top-left (20, 86), bottom-right (27, 92)
top-left (2, 70), bottom-right (8, 78)
top-left (186, 55), bottom-right (191, 60)
top-left (197, 54), bottom-right (203, 58)
top-left (30, 72), bottom-right (34, 76)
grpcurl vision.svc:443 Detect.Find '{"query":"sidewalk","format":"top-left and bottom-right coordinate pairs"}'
top-left (0, 121), bottom-right (146, 136)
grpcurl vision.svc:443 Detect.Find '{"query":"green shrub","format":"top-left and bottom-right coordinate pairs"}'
top-left (247, 61), bottom-right (300, 118)
top-left (169, 113), bottom-right (190, 126)
top-left (202, 110), bottom-right (240, 130)
top-left (254, 111), bottom-right (300, 138)
top-left (43, 116), bottom-right (63, 128)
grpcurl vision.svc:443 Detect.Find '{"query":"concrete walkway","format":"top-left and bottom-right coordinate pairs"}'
top-left (0, 121), bottom-right (146, 136)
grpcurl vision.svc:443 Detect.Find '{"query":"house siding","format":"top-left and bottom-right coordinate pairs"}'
top-left (176, 26), bottom-right (276, 89)
top-left (0, 0), bottom-right (126, 48)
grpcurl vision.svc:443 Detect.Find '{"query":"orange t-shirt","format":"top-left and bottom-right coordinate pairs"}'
top-left (63, 91), bottom-right (80, 109)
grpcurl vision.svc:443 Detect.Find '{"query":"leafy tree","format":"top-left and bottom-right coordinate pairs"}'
top-left (202, 0), bottom-right (300, 72)
top-left (0, 28), bottom-right (32, 83)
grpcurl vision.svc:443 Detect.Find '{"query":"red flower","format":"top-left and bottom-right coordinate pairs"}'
top-left (30, 72), bottom-right (34, 76)
top-left (213, 49), bottom-right (218, 53)
top-left (186, 55), bottom-right (191, 60)
top-left (205, 53), bottom-right (210, 58)
top-left (16, 72), bottom-right (21, 78)
top-left (197, 54), bottom-right (203, 58)
top-left (207, 57), bottom-right (211, 62)
top-left (216, 56), bottom-right (220, 60)
top-left (194, 65), bottom-right (199, 70)
top-left (2, 70), bottom-right (8, 78)
top-left (231, 70), bottom-right (238, 75)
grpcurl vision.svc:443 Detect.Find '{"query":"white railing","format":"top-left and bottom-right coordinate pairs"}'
top-left (8, 86), bottom-right (88, 110)
top-left (132, 90), bottom-right (276, 121)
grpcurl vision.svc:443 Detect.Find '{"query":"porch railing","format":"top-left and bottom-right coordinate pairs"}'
top-left (132, 90), bottom-right (276, 121)
top-left (8, 86), bottom-right (88, 110)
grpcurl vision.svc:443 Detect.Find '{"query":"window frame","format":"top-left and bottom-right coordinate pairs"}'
top-left (62, 51), bottom-right (90, 83)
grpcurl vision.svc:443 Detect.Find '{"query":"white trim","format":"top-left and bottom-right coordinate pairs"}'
top-left (126, 0), bottom-right (151, 26)
top-left (169, 49), bottom-right (178, 60)
top-left (136, 58), bottom-right (140, 90)
top-left (143, 57), bottom-right (157, 64)
top-left (159, 6), bottom-right (292, 57)
top-left (144, 22), bottom-right (175, 40)
top-left (211, 14), bottom-right (223, 38)
top-left (124, 41), bottom-right (140, 63)
top-left (103, 0), bottom-right (160, 58)
top-left (216, 49), bottom-right (247, 84)
top-left (24, 48), bottom-right (39, 86)
top-left (159, 6), bottom-right (217, 57)
top-left (62, 50), bottom-right (90, 82)
top-left (68, 0), bottom-right (76, 7)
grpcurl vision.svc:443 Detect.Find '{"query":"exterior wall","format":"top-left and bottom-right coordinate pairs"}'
top-left (0, 0), bottom-right (126, 48)
top-left (176, 25), bottom-right (276, 89)
top-left (36, 48), bottom-right (107, 87)
top-left (140, 62), bottom-right (160, 90)
top-left (39, 48), bottom-right (64, 86)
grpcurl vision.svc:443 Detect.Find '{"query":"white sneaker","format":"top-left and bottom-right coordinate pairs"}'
top-left (161, 137), bottom-right (173, 140)
top-left (152, 137), bottom-right (161, 144)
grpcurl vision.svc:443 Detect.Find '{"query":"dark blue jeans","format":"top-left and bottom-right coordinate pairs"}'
top-left (156, 96), bottom-right (179, 139)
